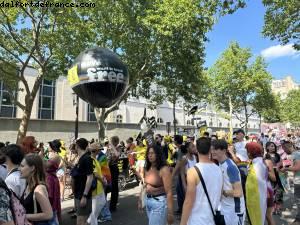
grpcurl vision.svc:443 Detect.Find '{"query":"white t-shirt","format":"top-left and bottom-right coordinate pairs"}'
top-left (188, 163), bottom-right (223, 225)
top-left (0, 164), bottom-right (7, 180)
top-left (220, 158), bottom-right (245, 214)
top-left (5, 170), bottom-right (26, 198)
top-left (234, 141), bottom-right (248, 161)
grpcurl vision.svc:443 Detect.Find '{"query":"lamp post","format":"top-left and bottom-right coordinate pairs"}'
top-left (72, 93), bottom-right (79, 140)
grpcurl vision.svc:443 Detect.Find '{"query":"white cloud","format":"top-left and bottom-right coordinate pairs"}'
top-left (261, 44), bottom-right (300, 59)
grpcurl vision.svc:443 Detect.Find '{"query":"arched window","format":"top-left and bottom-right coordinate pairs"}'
top-left (235, 124), bottom-right (238, 128)
top-left (173, 119), bottom-right (178, 125)
top-left (219, 122), bottom-right (222, 127)
top-left (209, 121), bottom-right (213, 127)
top-left (254, 124), bottom-right (256, 128)
top-left (116, 114), bottom-right (123, 123)
top-left (157, 117), bottom-right (164, 124)
top-left (187, 120), bottom-right (191, 125)
top-left (248, 124), bottom-right (251, 128)
top-left (227, 123), bottom-right (230, 127)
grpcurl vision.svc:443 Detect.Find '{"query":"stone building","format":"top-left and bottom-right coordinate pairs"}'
top-left (271, 76), bottom-right (299, 99)
top-left (0, 66), bottom-right (260, 143)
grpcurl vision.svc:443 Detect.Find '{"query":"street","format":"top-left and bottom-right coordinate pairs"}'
top-left (61, 181), bottom-right (297, 225)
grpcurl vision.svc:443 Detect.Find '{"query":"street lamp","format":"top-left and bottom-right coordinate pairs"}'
top-left (72, 93), bottom-right (79, 140)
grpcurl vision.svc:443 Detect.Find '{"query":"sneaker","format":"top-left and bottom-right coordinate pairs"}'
top-left (98, 218), bottom-right (112, 223)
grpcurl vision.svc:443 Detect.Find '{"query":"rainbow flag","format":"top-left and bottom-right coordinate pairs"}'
top-left (97, 151), bottom-right (112, 185)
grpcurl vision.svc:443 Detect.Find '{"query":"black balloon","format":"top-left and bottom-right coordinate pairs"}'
top-left (68, 47), bottom-right (129, 108)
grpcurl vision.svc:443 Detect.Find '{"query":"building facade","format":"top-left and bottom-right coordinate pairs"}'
top-left (271, 76), bottom-right (299, 99)
top-left (0, 67), bottom-right (260, 142)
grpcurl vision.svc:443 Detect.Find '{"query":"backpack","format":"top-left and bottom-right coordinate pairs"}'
top-left (0, 179), bottom-right (32, 225)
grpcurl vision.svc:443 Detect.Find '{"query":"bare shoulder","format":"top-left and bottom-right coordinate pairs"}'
top-left (34, 184), bottom-right (48, 194)
top-left (160, 166), bottom-right (171, 176)
top-left (187, 167), bottom-right (199, 184)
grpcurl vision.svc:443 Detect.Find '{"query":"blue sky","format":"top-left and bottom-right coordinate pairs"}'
top-left (204, 1), bottom-right (300, 82)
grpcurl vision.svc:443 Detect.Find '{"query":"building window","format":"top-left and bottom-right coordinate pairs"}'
top-left (219, 122), bottom-right (222, 127)
top-left (209, 121), bottom-right (213, 127)
top-left (0, 81), bottom-right (16, 118)
top-left (38, 80), bottom-right (55, 120)
top-left (173, 119), bottom-right (178, 125)
top-left (187, 120), bottom-right (191, 125)
top-left (157, 117), bottom-right (164, 124)
top-left (116, 114), bottom-right (123, 123)
top-left (235, 124), bottom-right (238, 128)
top-left (254, 124), bottom-right (256, 128)
top-left (227, 123), bottom-right (230, 127)
top-left (248, 124), bottom-right (251, 128)
top-left (87, 104), bottom-right (96, 122)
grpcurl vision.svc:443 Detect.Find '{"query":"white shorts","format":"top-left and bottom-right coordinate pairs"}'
top-left (136, 160), bottom-right (145, 169)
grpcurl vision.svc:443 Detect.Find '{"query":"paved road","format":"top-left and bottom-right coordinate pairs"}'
top-left (61, 182), bottom-right (297, 225)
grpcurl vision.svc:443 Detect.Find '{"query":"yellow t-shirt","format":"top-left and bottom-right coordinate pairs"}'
top-left (167, 143), bottom-right (175, 165)
top-left (58, 149), bottom-right (67, 159)
top-left (92, 157), bottom-right (104, 196)
top-left (135, 146), bottom-right (147, 161)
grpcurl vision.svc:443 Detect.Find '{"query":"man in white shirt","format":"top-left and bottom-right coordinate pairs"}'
top-left (180, 137), bottom-right (223, 225)
top-left (211, 140), bottom-right (245, 225)
top-left (3, 144), bottom-right (26, 198)
top-left (233, 129), bottom-right (248, 162)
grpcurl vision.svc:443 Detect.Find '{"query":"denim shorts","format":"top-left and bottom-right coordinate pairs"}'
top-left (145, 195), bottom-right (167, 225)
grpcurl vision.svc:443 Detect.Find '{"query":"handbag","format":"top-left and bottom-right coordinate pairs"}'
top-left (194, 166), bottom-right (226, 225)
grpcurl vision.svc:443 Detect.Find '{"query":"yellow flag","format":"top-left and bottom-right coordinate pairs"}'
top-left (67, 65), bottom-right (79, 86)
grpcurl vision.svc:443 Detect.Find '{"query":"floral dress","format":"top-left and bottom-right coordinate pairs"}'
top-left (0, 187), bottom-right (13, 223)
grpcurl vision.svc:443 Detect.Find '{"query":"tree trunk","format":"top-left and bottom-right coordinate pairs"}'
top-left (229, 96), bottom-right (233, 142)
top-left (16, 75), bottom-right (41, 144)
top-left (259, 114), bottom-right (262, 133)
top-left (95, 108), bottom-right (107, 142)
top-left (244, 104), bottom-right (249, 135)
top-left (173, 100), bottom-right (176, 135)
top-left (16, 102), bottom-right (33, 144)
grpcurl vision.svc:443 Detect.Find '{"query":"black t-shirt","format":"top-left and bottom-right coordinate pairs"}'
top-left (72, 152), bottom-right (93, 199)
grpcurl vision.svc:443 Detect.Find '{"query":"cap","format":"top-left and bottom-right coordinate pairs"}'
top-left (89, 142), bottom-right (101, 151)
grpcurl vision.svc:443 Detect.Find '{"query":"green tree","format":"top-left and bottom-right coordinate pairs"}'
top-left (262, 0), bottom-right (300, 49)
top-left (0, 1), bottom-right (97, 143)
top-left (0, 0), bottom-right (246, 142)
top-left (282, 90), bottom-right (300, 126)
top-left (253, 91), bottom-right (283, 124)
top-left (209, 42), bottom-right (273, 134)
top-left (90, 0), bottom-right (246, 140)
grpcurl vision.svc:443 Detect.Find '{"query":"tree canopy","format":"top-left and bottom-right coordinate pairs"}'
top-left (262, 0), bottom-right (300, 49)
top-left (282, 89), bottom-right (300, 126)
top-left (0, 0), bottom-right (246, 141)
top-left (209, 41), bottom-right (274, 133)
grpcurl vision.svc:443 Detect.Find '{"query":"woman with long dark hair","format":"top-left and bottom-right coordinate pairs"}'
top-left (138, 145), bottom-right (174, 225)
top-left (20, 154), bottom-right (54, 224)
top-left (265, 142), bottom-right (284, 215)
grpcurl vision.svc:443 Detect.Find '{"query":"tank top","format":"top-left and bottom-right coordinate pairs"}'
top-left (188, 163), bottom-right (223, 225)
top-left (21, 185), bottom-right (43, 214)
top-left (144, 167), bottom-right (165, 195)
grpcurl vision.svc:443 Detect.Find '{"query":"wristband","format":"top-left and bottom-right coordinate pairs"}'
top-left (83, 194), bottom-right (88, 198)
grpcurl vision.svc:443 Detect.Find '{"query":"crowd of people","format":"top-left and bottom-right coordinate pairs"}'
top-left (0, 129), bottom-right (299, 225)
